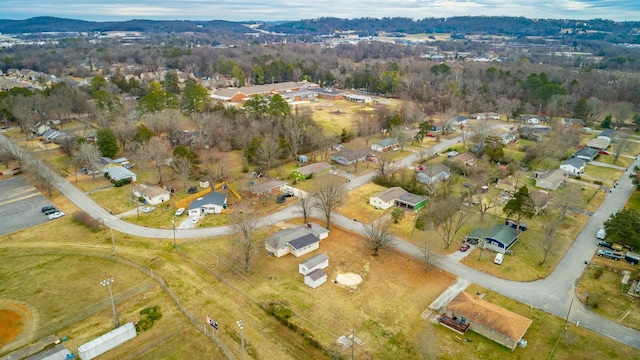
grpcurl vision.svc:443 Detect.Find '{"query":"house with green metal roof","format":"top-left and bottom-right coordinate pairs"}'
top-left (465, 225), bottom-right (520, 254)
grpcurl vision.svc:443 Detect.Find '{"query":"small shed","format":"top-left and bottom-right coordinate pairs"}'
top-left (304, 268), bottom-right (327, 289)
top-left (299, 253), bottom-right (329, 275)
top-left (78, 322), bottom-right (137, 359)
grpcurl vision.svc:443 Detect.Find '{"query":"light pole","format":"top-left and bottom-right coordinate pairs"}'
top-left (172, 217), bottom-right (176, 249)
top-left (237, 320), bottom-right (245, 360)
top-left (101, 278), bottom-right (119, 328)
top-left (104, 218), bottom-right (117, 257)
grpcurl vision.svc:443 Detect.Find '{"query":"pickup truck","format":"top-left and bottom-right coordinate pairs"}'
top-left (597, 249), bottom-right (623, 261)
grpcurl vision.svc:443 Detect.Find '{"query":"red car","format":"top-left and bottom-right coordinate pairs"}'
top-left (459, 244), bottom-right (471, 252)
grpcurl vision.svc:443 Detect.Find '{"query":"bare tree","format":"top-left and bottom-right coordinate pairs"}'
top-left (418, 223), bottom-right (438, 271)
top-left (312, 177), bottom-right (346, 230)
top-left (112, 119), bottom-right (138, 151)
top-left (256, 135), bottom-right (282, 177)
top-left (375, 155), bottom-right (398, 183)
top-left (390, 125), bottom-right (411, 152)
top-left (282, 115), bottom-right (305, 161)
top-left (58, 137), bottom-right (77, 158)
top-left (77, 142), bottom-right (102, 180)
top-left (612, 133), bottom-right (630, 165)
top-left (430, 197), bottom-right (471, 249)
top-left (142, 137), bottom-right (171, 185)
top-left (27, 157), bottom-right (58, 196)
top-left (611, 101), bottom-right (633, 125)
top-left (231, 205), bottom-right (259, 273)
top-left (363, 216), bottom-right (395, 256)
top-left (296, 194), bottom-right (313, 223)
top-left (539, 211), bottom-right (561, 265)
top-left (585, 97), bottom-right (604, 126)
top-left (355, 111), bottom-right (381, 148)
top-left (171, 156), bottom-right (192, 189)
top-left (552, 183), bottom-right (584, 221)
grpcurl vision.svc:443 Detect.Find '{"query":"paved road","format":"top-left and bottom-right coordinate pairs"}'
top-left (3, 131), bottom-right (640, 349)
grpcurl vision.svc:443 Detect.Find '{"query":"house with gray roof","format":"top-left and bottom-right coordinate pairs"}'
top-left (291, 162), bottom-right (332, 181)
top-left (265, 223), bottom-right (329, 258)
top-left (575, 147), bottom-right (599, 161)
top-left (105, 166), bottom-right (137, 183)
top-left (331, 149), bottom-right (369, 165)
top-left (586, 137), bottom-right (610, 150)
top-left (371, 138), bottom-right (399, 152)
top-left (369, 187), bottom-right (407, 210)
top-left (416, 164), bottom-right (450, 185)
top-left (299, 253), bottom-right (329, 275)
top-left (187, 192), bottom-right (227, 217)
top-left (304, 268), bottom-right (327, 289)
top-left (559, 157), bottom-right (586, 176)
top-left (534, 169), bottom-right (567, 191)
top-left (465, 225), bottom-right (520, 253)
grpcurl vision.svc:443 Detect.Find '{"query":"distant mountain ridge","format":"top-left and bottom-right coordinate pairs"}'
top-left (0, 16), bottom-right (639, 43)
top-left (0, 16), bottom-right (249, 34)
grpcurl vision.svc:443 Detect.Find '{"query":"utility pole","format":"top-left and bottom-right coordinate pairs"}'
top-left (237, 320), bottom-right (245, 360)
top-left (351, 328), bottom-right (355, 360)
top-left (104, 218), bottom-right (117, 257)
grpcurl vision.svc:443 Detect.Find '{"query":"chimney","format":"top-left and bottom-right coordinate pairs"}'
top-left (307, 223), bottom-right (312, 229)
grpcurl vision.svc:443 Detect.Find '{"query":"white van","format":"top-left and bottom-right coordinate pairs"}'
top-left (494, 253), bottom-right (504, 265)
top-left (596, 229), bottom-right (606, 240)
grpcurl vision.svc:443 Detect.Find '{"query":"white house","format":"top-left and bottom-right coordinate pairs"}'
top-left (265, 223), bottom-right (329, 258)
top-left (132, 184), bottom-right (170, 205)
top-left (560, 157), bottom-right (586, 176)
top-left (304, 268), bottom-right (327, 289)
top-left (299, 253), bottom-right (329, 275)
top-left (370, 138), bottom-right (399, 152)
top-left (369, 187), bottom-right (408, 210)
top-left (188, 192), bottom-right (227, 217)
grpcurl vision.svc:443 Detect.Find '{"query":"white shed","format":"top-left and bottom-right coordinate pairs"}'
top-left (304, 268), bottom-right (327, 289)
top-left (78, 322), bottom-right (137, 359)
top-left (299, 253), bottom-right (329, 275)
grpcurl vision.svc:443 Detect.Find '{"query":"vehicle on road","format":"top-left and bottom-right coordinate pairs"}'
top-left (175, 207), bottom-right (185, 216)
top-left (597, 249), bottom-right (623, 261)
top-left (190, 216), bottom-right (200, 224)
top-left (494, 253), bottom-right (504, 265)
top-left (48, 211), bottom-right (65, 220)
top-left (459, 244), bottom-right (471, 252)
top-left (142, 206), bottom-right (155, 213)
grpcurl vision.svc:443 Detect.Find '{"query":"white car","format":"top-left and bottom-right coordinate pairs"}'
top-left (48, 211), bottom-right (66, 220)
top-left (190, 216), bottom-right (200, 224)
top-left (175, 207), bottom-right (185, 216)
top-left (142, 206), bottom-right (155, 213)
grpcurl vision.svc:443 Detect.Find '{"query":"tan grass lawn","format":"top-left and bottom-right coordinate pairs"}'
top-left (594, 153), bottom-right (634, 168)
top-left (585, 163), bottom-right (625, 182)
top-left (184, 224), bottom-right (455, 359)
top-left (576, 260), bottom-right (640, 332)
top-left (336, 182), bottom-right (387, 221)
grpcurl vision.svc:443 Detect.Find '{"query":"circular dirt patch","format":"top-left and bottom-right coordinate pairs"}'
top-left (336, 273), bottom-right (363, 287)
top-left (0, 300), bottom-right (35, 351)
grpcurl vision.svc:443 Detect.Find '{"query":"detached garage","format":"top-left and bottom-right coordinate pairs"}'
top-left (132, 184), bottom-right (170, 205)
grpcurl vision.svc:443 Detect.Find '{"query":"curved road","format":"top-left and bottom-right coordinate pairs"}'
top-left (3, 133), bottom-right (640, 349)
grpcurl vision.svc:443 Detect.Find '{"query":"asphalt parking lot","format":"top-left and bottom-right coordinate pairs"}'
top-left (0, 175), bottom-right (53, 236)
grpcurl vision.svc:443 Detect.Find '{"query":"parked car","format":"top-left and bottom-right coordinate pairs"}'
top-left (459, 244), bottom-right (471, 252)
top-left (41, 205), bottom-right (56, 213)
top-left (596, 228), bottom-right (606, 240)
top-left (494, 253), bottom-right (504, 265)
top-left (142, 206), bottom-right (155, 213)
top-left (175, 207), bottom-right (185, 216)
top-left (505, 219), bottom-right (527, 231)
top-left (190, 216), bottom-right (200, 224)
top-left (597, 240), bottom-right (613, 249)
top-left (12, 166), bottom-right (21, 171)
top-left (624, 253), bottom-right (640, 265)
top-left (48, 211), bottom-right (65, 220)
top-left (44, 208), bottom-right (58, 215)
top-left (597, 249), bottom-right (623, 261)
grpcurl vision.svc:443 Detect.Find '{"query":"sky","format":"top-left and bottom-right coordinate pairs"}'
top-left (1, 0), bottom-right (640, 22)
